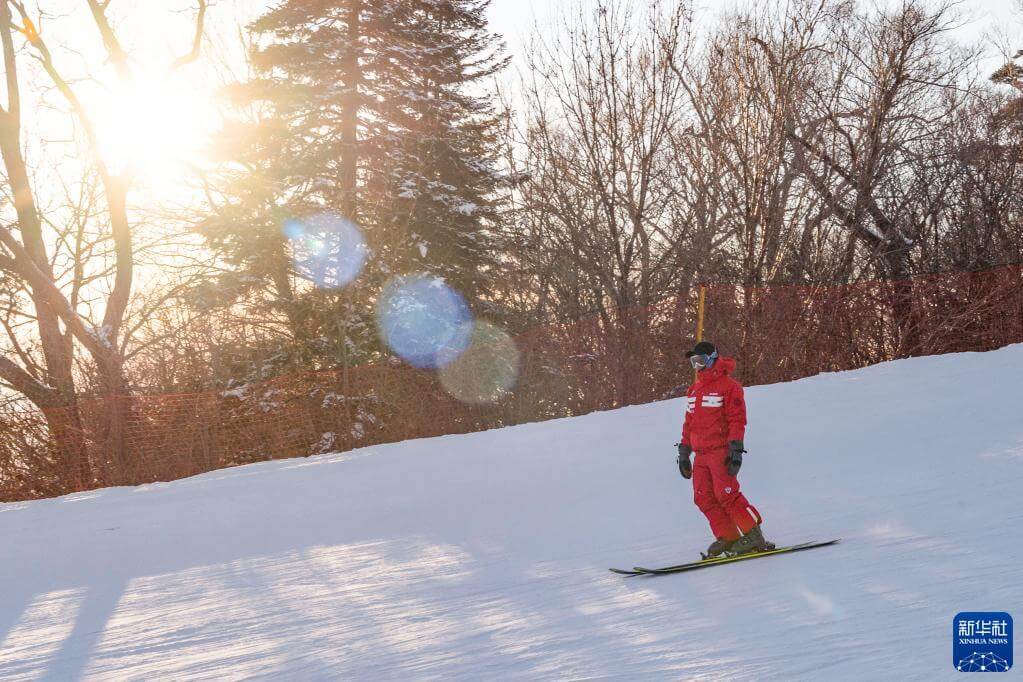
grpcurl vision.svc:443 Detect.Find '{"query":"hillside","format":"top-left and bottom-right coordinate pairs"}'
top-left (2, 345), bottom-right (1022, 680)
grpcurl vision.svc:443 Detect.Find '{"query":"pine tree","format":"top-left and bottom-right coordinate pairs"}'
top-left (198, 0), bottom-right (508, 380)
top-left (367, 0), bottom-right (509, 302)
top-left (199, 0), bottom-right (376, 377)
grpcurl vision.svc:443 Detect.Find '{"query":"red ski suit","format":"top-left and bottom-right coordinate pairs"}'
top-left (680, 357), bottom-right (762, 541)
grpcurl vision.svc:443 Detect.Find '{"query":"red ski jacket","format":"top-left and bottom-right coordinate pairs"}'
top-left (680, 356), bottom-right (747, 452)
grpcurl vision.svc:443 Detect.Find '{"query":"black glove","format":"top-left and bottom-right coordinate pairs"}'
top-left (725, 440), bottom-right (745, 476)
top-left (676, 443), bottom-right (693, 479)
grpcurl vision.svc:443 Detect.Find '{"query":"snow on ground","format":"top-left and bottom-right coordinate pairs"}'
top-left (2, 346), bottom-right (1022, 680)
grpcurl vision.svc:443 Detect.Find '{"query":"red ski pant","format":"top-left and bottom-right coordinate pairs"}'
top-left (691, 447), bottom-right (762, 541)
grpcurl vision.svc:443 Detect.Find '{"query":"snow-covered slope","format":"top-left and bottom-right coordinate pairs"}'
top-left (2, 346), bottom-right (1022, 680)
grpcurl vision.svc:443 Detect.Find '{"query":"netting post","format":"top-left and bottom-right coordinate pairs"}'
top-left (695, 283), bottom-right (707, 383)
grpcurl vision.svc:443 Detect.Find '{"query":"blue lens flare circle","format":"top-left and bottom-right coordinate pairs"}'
top-left (375, 274), bottom-right (473, 369)
top-left (284, 213), bottom-right (367, 290)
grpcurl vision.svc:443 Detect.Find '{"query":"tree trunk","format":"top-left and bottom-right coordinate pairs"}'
top-left (340, 1), bottom-right (362, 223)
top-left (41, 405), bottom-right (93, 490)
top-left (884, 246), bottom-right (919, 357)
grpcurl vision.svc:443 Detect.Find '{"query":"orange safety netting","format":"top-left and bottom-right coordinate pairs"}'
top-left (2, 263), bottom-right (1021, 502)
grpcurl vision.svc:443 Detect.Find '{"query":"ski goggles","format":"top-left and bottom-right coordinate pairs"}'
top-left (689, 351), bottom-right (717, 370)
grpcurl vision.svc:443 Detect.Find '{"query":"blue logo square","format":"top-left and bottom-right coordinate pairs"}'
top-left (954, 612), bottom-right (1012, 672)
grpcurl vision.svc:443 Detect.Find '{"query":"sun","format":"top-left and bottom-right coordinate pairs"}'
top-left (91, 72), bottom-right (217, 183)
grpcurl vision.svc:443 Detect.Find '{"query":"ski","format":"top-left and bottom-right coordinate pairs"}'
top-left (609, 539), bottom-right (839, 577)
top-left (609, 567), bottom-right (644, 576)
top-left (635, 539), bottom-right (839, 575)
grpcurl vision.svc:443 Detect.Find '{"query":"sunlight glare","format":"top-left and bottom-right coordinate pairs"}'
top-left (92, 74), bottom-right (217, 182)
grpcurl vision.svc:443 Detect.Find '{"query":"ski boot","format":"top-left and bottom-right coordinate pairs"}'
top-left (725, 525), bottom-right (775, 556)
top-left (702, 537), bottom-right (736, 559)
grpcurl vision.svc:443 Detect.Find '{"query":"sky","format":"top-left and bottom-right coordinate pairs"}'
top-left (485, 0), bottom-right (1023, 67)
top-left (214, 0), bottom-right (1023, 73)
top-left (14, 0), bottom-right (1023, 203)
top-left (494, 0), bottom-right (1019, 31)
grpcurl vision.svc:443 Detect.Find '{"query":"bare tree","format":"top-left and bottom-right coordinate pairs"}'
top-left (0, 1), bottom-right (208, 487)
top-left (755, 1), bottom-right (974, 351)
top-left (508, 1), bottom-right (700, 403)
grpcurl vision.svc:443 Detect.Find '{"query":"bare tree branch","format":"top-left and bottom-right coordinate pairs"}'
top-left (170, 0), bottom-right (208, 70)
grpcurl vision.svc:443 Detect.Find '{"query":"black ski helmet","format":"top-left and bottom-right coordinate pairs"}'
top-left (685, 341), bottom-right (716, 359)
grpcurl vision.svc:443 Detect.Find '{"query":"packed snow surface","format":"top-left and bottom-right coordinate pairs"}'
top-left (2, 346), bottom-right (1022, 680)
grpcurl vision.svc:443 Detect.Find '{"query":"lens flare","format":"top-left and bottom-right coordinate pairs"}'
top-left (439, 321), bottom-right (520, 404)
top-left (284, 213), bottom-right (367, 289)
top-left (376, 274), bottom-right (473, 368)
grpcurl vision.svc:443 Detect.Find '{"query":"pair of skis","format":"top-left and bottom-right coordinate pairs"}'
top-left (610, 539), bottom-right (840, 577)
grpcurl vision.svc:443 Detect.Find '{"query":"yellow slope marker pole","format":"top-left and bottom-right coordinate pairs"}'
top-left (694, 283), bottom-right (707, 384)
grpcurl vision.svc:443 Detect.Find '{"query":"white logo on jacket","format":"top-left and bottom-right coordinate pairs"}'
top-left (701, 393), bottom-right (723, 408)
top-left (686, 397), bottom-right (696, 414)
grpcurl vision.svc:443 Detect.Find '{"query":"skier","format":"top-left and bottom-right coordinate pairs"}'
top-left (676, 341), bottom-right (774, 558)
